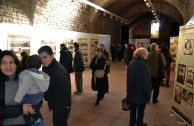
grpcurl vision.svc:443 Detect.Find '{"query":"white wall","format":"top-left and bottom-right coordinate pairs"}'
top-left (0, 23), bottom-right (111, 61)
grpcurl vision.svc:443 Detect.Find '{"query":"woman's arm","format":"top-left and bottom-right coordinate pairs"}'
top-left (0, 105), bottom-right (23, 119)
top-left (0, 104), bottom-right (32, 119)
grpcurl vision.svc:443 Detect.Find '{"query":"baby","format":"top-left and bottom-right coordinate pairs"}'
top-left (14, 54), bottom-right (50, 126)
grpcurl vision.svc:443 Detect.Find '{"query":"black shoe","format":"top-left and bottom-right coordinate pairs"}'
top-left (143, 123), bottom-right (147, 126)
top-left (153, 100), bottom-right (159, 104)
top-left (95, 101), bottom-right (99, 106)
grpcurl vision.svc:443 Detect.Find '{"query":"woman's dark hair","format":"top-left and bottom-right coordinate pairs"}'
top-left (0, 50), bottom-right (22, 81)
top-left (185, 40), bottom-right (192, 49)
top-left (96, 48), bottom-right (104, 53)
top-left (74, 42), bottom-right (79, 50)
top-left (27, 55), bottom-right (42, 69)
top-left (38, 46), bottom-right (53, 55)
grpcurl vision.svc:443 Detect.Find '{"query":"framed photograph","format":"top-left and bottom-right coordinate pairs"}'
top-left (186, 66), bottom-right (194, 88)
top-left (183, 39), bottom-right (193, 55)
top-left (174, 85), bottom-right (183, 104)
top-left (182, 89), bottom-right (193, 105)
top-left (177, 64), bottom-right (186, 84)
top-left (8, 35), bottom-right (30, 60)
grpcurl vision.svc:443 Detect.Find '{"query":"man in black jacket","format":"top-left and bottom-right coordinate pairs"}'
top-left (38, 46), bottom-right (71, 126)
top-left (59, 43), bottom-right (73, 91)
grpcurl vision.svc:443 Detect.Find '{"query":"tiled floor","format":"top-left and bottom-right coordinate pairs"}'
top-left (40, 62), bottom-right (186, 126)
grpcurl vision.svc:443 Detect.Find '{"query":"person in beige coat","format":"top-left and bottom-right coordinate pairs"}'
top-left (147, 43), bottom-right (166, 104)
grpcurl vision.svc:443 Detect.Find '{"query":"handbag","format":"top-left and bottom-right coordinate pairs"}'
top-left (122, 98), bottom-right (130, 111)
top-left (95, 70), bottom-right (105, 78)
top-left (159, 53), bottom-right (165, 78)
top-left (94, 58), bottom-right (106, 78)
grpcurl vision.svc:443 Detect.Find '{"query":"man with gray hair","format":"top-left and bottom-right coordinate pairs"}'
top-left (147, 43), bottom-right (166, 104)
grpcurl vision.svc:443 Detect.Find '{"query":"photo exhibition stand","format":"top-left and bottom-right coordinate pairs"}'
top-left (171, 24), bottom-right (194, 126)
top-left (0, 23), bottom-right (110, 67)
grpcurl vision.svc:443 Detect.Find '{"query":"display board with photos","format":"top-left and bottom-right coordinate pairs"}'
top-left (8, 35), bottom-right (30, 60)
top-left (78, 38), bottom-right (90, 66)
top-left (134, 39), bottom-right (150, 49)
top-left (63, 38), bottom-right (74, 55)
top-left (172, 25), bottom-right (194, 126)
top-left (90, 38), bottom-right (98, 59)
top-left (40, 38), bottom-right (56, 57)
top-left (170, 37), bottom-right (179, 70)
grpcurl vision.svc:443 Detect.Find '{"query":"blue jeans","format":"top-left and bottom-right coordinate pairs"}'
top-left (21, 92), bottom-right (43, 105)
top-left (129, 103), bottom-right (146, 126)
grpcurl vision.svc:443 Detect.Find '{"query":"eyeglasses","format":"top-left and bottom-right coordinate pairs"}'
top-left (1, 61), bottom-right (16, 65)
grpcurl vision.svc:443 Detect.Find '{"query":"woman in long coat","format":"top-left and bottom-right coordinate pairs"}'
top-left (126, 48), bottom-right (152, 126)
top-left (90, 48), bottom-right (106, 105)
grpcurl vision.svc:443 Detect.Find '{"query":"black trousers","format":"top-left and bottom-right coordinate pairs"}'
top-left (75, 72), bottom-right (83, 92)
top-left (151, 77), bottom-right (161, 102)
top-left (104, 74), bottom-right (109, 92)
top-left (97, 90), bottom-right (105, 101)
top-left (53, 106), bottom-right (71, 126)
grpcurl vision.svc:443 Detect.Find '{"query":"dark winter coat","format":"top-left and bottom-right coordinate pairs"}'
top-left (162, 50), bottom-right (172, 66)
top-left (42, 59), bottom-right (71, 110)
top-left (124, 48), bottom-right (133, 66)
top-left (90, 56), bottom-right (106, 91)
top-left (59, 47), bottom-right (73, 73)
top-left (73, 49), bottom-right (84, 72)
top-left (126, 58), bottom-right (152, 104)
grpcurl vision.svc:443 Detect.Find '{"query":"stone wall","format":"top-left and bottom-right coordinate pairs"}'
top-left (0, 0), bottom-right (89, 32)
top-left (0, 0), bottom-right (30, 24)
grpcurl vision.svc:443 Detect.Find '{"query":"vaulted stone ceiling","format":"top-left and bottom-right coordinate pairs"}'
top-left (91, 0), bottom-right (193, 26)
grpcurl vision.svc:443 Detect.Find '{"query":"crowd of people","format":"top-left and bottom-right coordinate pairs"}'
top-left (0, 41), bottom-right (172, 126)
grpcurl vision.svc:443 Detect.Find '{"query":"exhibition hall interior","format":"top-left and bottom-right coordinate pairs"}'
top-left (0, 0), bottom-right (194, 126)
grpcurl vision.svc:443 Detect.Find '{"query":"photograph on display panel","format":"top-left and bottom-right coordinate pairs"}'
top-left (186, 66), bottom-right (194, 88)
top-left (183, 39), bottom-right (193, 55)
top-left (174, 85), bottom-right (183, 104)
top-left (177, 64), bottom-right (186, 85)
top-left (63, 38), bottom-right (74, 55)
top-left (182, 89), bottom-right (193, 105)
top-left (8, 35), bottom-right (30, 61)
top-left (41, 39), bottom-right (56, 57)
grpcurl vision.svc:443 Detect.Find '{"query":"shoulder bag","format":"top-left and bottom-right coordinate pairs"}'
top-left (159, 53), bottom-right (165, 78)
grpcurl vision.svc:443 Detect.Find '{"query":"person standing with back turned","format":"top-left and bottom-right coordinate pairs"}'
top-left (73, 42), bottom-right (85, 95)
top-left (59, 43), bottom-right (73, 91)
top-left (147, 43), bottom-right (166, 104)
top-left (38, 46), bottom-right (71, 126)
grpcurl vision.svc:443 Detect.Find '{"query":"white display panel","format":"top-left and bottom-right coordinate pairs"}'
top-left (172, 24), bottom-right (194, 126)
top-left (0, 23), bottom-right (110, 66)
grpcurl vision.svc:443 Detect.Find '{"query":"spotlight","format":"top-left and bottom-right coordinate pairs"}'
top-left (115, 18), bottom-right (118, 21)
top-left (95, 9), bottom-right (98, 12)
top-left (103, 13), bottom-right (106, 16)
top-left (144, 0), bottom-right (147, 2)
top-left (146, 2), bottom-right (150, 6)
top-left (110, 15), bottom-right (113, 18)
top-left (152, 10), bottom-right (154, 13)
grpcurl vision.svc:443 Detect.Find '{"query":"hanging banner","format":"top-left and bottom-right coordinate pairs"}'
top-left (172, 25), bottom-right (194, 126)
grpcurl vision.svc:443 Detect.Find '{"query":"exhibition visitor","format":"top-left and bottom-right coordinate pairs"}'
top-left (14, 54), bottom-right (50, 126)
top-left (90, 48), bottom-right (107, 105)
top-left (59, 43), bottom-right (73, 91)
top-left (160, 44), bottom-right (172, 87)
top-left (38, 46), bottom-right (71, 126)
top-left (20, 51), bottom-right (29, 70)
top-left (147, 43), bottom-right (166, 104)
top-left (73, 42), bottom-right (85, 95)
top-left (124, 43), bottom-right (133, 66)
top-left (0, 50), bottom-right (34, 126)
top-left (100, 44), bottom-right (112, 93)
top-left (126, 48), bottom-right (151, 126)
